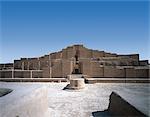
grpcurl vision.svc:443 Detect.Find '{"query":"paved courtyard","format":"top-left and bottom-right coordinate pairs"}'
top-left (0, 82), bottom-right (149, 117)
top-left (47, 83), bottom-right (150, 117)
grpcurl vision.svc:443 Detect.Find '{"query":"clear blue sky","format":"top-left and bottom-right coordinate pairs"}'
top-left (0, 1), bottom-right (149, 63)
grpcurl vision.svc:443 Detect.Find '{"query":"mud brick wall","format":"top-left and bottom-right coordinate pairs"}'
top-left (104, 52), bottom-right (117, 57)
top-left (0, 64), bottom-right (4, 70)
top-left (62, 60), bottom-right (71, 77)
top-left (42, 67), bottom-right (50, 78)
top-left (149, 69), bottom-right (150, 78)
top-left (14, 71), bottom-right (30, 78)
top-left (14, 59), bottom-right (29, 70)
top-left (121, 59), bottom-right (137, 66)
top-left (0, 71), bottom-right (12, 78)
top-left (39, 55), bottom-right (49, 70)
top-left (135, 68), bottom-right (149, 78)
top-left (125, 68), bottom-right (136, 78)
top-left (51, 60), bottom-right (62, 77)
top-left (28, 58), bottom-right (39, 70)
top-left (50, 52), bottom-right (62, 59)
top-left (90, 61), bottom-right (104, 77)
top-left (67, 46), bottom-right (75, 59)
top-left (104, 67), bottom-right (115, 77)
top-left (4, 63), bottom-right (13, 68)
top-left (129, 54), bottom-right (139, 60)
top-left (80, 59), bottom-right (91, 77)
top-left (92, 50), bottom-right (102, 58)
top-left (22, 71), bottom-right (31, 78)
top-left (0, 63), bottom-right (13, 70)
top-left (78, 46), bottom-right (88, 58)
top-left (14, 60), bottom-right (22, 69)
top-left (0, 70), bottom-right (43, 78)
top-left (23, 59), bottom-right (29, 70)
top-left (104, 67), bottom-right (125, 78)
top-left (118, 54), bottom-right (139, 63)
top-left (20, 58), bottom-right (27, 70)
top-left (50, 53), bottom-right (56, 59)
top-left (139, 60), bottom-right (149, 66)
top-left (99, 51), bottom-right (105, 57)
top-left (55, 52), bottom-right (62, 59)
top-left (113, 68), bottom-right (125, 78)
top-left (86, 49), bottom-right (93, 58)
top-left (32, 71), bottom-right (43, 78)
top-left (62, 49), bottom-right (68, 59)
top-left (1, 45), bottom-right (149, 78)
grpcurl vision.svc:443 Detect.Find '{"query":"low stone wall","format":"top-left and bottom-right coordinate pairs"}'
top-left (108, 92), bottom-right (147, 116)
top-left (32, 70), bottom-right (43, 78)
top-left (14, 70), bottom-right (30, 78)
top-left (0, 67), bottom-right (149, 78)
top-left (135, 68), bottom-right (149, 78)
top-left (0, 71), bottom-right (12, 78)
top-left (0, 86), bottom-right (50, 117)
top-left (85, 78), bottom-right (150, 83)
top-left (0, 78), bottom-right (67, 82)
top-left (0, 70), bottom-right (43, 78)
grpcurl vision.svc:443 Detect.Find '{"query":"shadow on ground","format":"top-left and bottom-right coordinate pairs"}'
top-left (0, 88), bottom-right (13, 97)
top-left (92, 110), bottom-right (111, 117)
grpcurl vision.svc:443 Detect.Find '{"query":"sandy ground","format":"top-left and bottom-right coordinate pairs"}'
top-left (0, 82), bottom-right (149, 117)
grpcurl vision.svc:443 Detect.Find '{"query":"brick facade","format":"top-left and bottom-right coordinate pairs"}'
top-left (0, 45), bottom-right (149, 78)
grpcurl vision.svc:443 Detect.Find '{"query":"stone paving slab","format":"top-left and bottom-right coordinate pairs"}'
top-left (0, 82), bottom-right (149, 117)
top-left (0, 82), bottom-right (50, 117)
top-left (47, 83), bottom-right (150, 117)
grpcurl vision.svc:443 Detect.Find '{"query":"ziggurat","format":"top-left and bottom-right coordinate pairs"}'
top-left (0, 45), bottom-right (149, 78)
